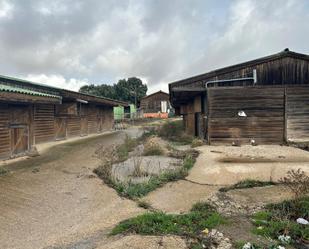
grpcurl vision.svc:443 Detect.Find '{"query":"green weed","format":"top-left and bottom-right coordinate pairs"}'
top-left (251, 197), bottom-right (309, 244)
top-left (111, 202), bottom-right (225, 237)
top-left (219, 179), bottom-right (276, 192)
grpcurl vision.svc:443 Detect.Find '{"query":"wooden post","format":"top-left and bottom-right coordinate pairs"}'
top-left (284, 86), bottom-right (287, 143)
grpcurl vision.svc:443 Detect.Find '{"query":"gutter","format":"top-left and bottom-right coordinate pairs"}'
top-left (205, 69), bottom-right (257, 88)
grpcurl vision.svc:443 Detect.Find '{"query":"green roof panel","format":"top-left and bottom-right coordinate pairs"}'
top-left (0, 84), bottom-right (61, 99)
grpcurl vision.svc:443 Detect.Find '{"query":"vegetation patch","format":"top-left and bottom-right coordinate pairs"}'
top-left (158, 120), bottom-right (194, 145)
top-left (143, 137), bottom-right (164, 156)
top-left (0, 167), bottom-right (9, 176)
top-left (191, 138), bottom-right (204, 148)
top-left (251, 197), bottom-right (309, 246)
top-left (279, 169), bottom-right (309, 199)
top-left (110, 154), bottom-right (197, 199)
top-left (219, 179), bottom-right (276, 192)
top-left (111, 202), bottom-right (225, 246)
top-left (94, 130), bottom-right (199, 200)
top-left (137, 200), bottom-right (153, 210)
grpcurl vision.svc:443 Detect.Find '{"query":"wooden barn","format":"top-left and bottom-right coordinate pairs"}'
top-left (0, 75), bottom-right (126, 160)
top-left (169, 49), bottom-right (309, 145)
top-left (140, 91), bottom-right (171, 118)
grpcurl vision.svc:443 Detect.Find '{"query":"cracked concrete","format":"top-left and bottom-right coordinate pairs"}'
top-left (188, 145), bottom-right (309, 185)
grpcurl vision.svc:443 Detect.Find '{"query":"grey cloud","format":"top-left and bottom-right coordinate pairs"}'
top-left (0, 0), bottom-right (308, 93)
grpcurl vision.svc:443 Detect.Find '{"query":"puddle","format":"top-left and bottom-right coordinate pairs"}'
top-left (218, 157), bottom-right (309, 163)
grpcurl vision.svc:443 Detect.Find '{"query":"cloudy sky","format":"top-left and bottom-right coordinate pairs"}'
top-left (0, 0), bottom-right (309, 94)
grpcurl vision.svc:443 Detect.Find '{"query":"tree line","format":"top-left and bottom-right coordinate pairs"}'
top-left (79, 77), bottom-right (147, 106)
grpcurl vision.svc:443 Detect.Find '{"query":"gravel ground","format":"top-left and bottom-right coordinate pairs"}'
top-left (0, 130), bottom-right (144, 249)
top-left (1, 131), bottom-right (307, 249)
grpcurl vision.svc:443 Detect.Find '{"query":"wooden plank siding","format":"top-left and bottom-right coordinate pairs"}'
top-left (140, 91), bottom-right (169, 113)
top-left (34, 104), bottom-right (55, 143)
top-left (0, 102), bottom-right (114, 160)
top-left (170, 52), bottom-right (309, 93)
top-left (208, 86), bottom-right (285, 144)
top-left (87, 106), bottom-right (99, 134)
top-left (286, 87), bottom-right (309, 141)
top-left (0, 104), bottom-right (11, 159)
top-left (67, 116), bottom-right (82, 137)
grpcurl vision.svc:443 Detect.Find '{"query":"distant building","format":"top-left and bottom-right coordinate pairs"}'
top-left (140, 91), bottom-right (171, 118)
top-left (113, 104), bottom-right (136, 120)
top-left (169, 49), bottom-right (309, 144)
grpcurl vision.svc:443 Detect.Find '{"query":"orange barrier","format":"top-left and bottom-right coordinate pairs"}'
top-left (143, 113), bottom-right (168, 119)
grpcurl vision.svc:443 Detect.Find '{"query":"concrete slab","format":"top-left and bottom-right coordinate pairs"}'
top-left (97, 235), bottom-right (187, 249)
top-left (187, 145), bottom-right (309, 185)
top-left (143, 180), bottom-right (219, 213)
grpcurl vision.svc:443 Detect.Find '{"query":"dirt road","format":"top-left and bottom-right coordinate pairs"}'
top-left (0, 130), bottom-right (144, 249)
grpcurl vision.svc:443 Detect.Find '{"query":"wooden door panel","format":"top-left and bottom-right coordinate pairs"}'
top-left (11, 126), bottom-right (28, 155)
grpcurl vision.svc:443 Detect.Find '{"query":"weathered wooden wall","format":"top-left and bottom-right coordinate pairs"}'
top-left (170, 56), bottom-right (309, 91)
top-left (207, 86), bottom-right (285, 144)
top-left (0, 102), bottom-right (114, 160)
top-left (140, 92), bottom-right (169, 113)
top-left (34, 104), bottom-right (55, 144)
top-left (286, 87), bottom-right (309, 141)
top-left (87, 105), bottom-right (99, 134)
top-left (0, 104), bottom-right (10, 159)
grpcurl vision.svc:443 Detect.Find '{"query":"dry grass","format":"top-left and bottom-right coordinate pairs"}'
top-left (191, 138), bottom-right (204, 148)
top-left (279, 168), bottom-right (309, 199)
top-left (143, 137), bottom-right (165, 156)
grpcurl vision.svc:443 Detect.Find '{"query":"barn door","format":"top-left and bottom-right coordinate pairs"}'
top-left (97, 116), bottom-right (102, 133)
top-left (11, 125), bottom-right (29, 155)
top-left (9, 104), bottom-right (31, 155)
top-left (55, 117), bottom-right (67, 140)
top-left (80, 117), bottom-right (88, 136)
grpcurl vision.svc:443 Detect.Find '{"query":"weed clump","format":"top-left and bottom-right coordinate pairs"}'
top-left (111, 201), bottom-right (225, 238)
top-left (0, 167), bottom-right (8, 176)
top-left (279, 169), bottom-right (309, 199)
top-left (251, 169), bottom-right (309, 246)
top-left (252, 197), bottom-right (309, 245)
top-left (113, 156), bottom-right (193, 199)
top-left (143, 137), bottom-right (164, 156)
top-left (158, 120), bottom-right (194, 144)
top-left (219, 179), bottom-right (276, 192)
top-left (191, 138), bottom-right (204, 148)
top-left (137, 200), bottom-right (152, 210)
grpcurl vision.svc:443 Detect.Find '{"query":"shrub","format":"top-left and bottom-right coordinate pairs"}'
top-left (158, 120), bottom-right (184, 139)
top-left (191, 138), bottom-right (204, 148)
top-left (0, 167), bottom-right (8, 176)
top-left (279, 169), bottom-right (309, 199)
top-left (124, 135), bottom-right (137, 152)
top-left (158, 120), bottom-right (194, 144)
top-left (143, 138), bottom-right (164, 156)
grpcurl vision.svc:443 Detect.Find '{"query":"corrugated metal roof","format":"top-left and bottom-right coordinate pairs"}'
top-left (0, 84), bottom-right (61, 99)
